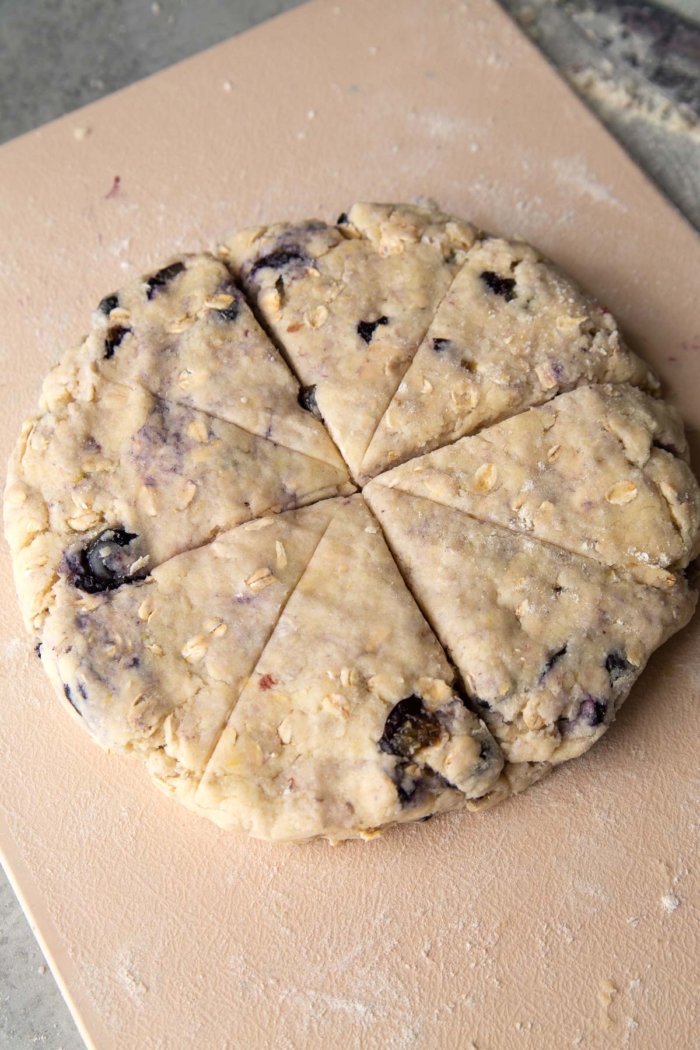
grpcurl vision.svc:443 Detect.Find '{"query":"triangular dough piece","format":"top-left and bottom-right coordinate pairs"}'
top-left (4, 372), bottom-right (352, 631)
top-left (50, 252), bottom-right (343, 469)
top-left (365, 485), bottom-right (696, 767)
top-left (39, 502), bottom-right (339, 808)
top-left (227, 202), bottom-right (478, 478)
top-left (373, 384), bottom-right (700, 584)
top-left (195, 495), bottom-right (502, 842)
top-left (360, 237), bottom-right (659, 478)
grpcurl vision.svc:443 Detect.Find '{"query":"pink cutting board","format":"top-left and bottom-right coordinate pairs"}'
top-left (0, 2), bottom-right (699, 1047)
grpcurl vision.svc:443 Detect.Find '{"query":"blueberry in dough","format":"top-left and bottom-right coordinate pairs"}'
top-left (480, 270), bottom-right (516, 301)
top-left (470, 695), bottom-right (491, 711)
top-left (104, 325), bottom-right (130, 359)
top-left (653, 439), bottom-right (680, 456)
top-left (71, 528), bottom-right (147, 594)
top-left (542, 645), bottom-right (567, 678)
top-left (357, 316), bottom-right (389, 344)
top-left (249, 248), bottom-right (309, 277)
top-left (215, 299), bottom-right (240, 323)
top-left (432, 337), bottom-right (451, 352)
top-left (298, 385), bottom-right (322, 419)
top-left (98, 293), bottom-right (119, 315)
top-left (580, 697), bottom-right (607, 727)
top-left (392, 764), bottom-right (446, 807)
top-left (379, 695), bottom-right (442, 758)
top-left (145, 261), bottom-right (186, 300)
top-left (63, 682), bottom-right (83, 716)
top-left (605, 651), bottom-right (634, 684)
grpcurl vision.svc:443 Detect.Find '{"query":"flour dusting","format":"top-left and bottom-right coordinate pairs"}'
top-left (553, 157), bottom-right (626, 211)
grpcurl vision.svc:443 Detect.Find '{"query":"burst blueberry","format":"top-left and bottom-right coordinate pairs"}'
top-left (71, 528), bottom-right (147, 594)
top-left (145, 261), bottom-right (186, 300)
top-left (379, 695), bottom-right (441, 758)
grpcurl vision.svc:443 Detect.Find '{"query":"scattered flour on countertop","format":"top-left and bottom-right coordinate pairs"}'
top-left (661, 892), bottom-right (681, 912)
top-left (553, 157), bottom-right (627, 211)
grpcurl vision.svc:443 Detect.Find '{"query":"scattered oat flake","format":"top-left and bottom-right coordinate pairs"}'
top-left (176, 481), bottom-right (197, 509)
top-left (181, 635), bottom-right (207, 663)
top-left (606, 481), bottom-right (638, 505)
top-left (305, 304), bottom-right (329, 328)
top-left (244, 517), bottom-right (274, 531)
top-left (73, 126), bottom-right (90, 141)
top-left (246, 567), bottom-right (276, 591)
top-left (474, 463), bottom-right (498, 492)
top-left (187, 419), bottom-right (209, 443)
top-left (5, 486), bottom-right (27, 506)
top-left (203, 292), bottom-right (234, 311)
top-left (275, 541), bottom-right (287, 569)
top-left (277, 716), bottom-right (294, 744)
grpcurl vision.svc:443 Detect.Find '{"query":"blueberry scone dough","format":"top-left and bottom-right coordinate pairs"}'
top-left (5, 201), bottom-right (700, 843)
top-left (195, 496), bottom-right (503, 842)
top-left (376, 384), bottom-right (700, 586)
top-left (360, 237), bottom-right (659, 479)
top-left (40, 503), bottom-right (339, 809)
top-left (56, 252), bottom-right (344, 469)
top-left (227, 202), bottom-right (478, 479)
top-left (5, 364), bottom-right (350, 632)
top-left (365, 485), bottom-right (696, 770)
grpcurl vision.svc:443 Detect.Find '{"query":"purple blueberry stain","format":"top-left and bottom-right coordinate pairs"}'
top-left (580, 697), bottom-right (607, 727)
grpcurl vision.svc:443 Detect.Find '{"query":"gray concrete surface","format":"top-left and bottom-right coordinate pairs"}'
top-left (0, 0), bottom-right (305, 145)
top-left (0, 1), bottom-right (698, 1048)
top-left (0, 875), bottom-right (85, 1049)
